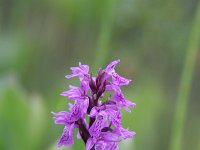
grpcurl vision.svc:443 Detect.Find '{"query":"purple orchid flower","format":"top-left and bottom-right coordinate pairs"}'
top-left (52, 60), bottom-right (136, 150)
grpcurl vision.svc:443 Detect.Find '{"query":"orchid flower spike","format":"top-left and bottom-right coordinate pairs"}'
top-left (52, 60), bottom-right (136, 150)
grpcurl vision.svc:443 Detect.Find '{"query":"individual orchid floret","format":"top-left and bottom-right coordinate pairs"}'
top-left (61, 85), bottom-right (87, 101)
top-left (112, 72), bottom-right (132, 86)
top-left (52, 111), bottom-right (71, 125)
top-left (113, 89), bottom-right (136, 112)
top-left (89, 112), bottom-right (108, 139)
top-left (86, 132), bottom-right (120, 150)
top-left (57, 124), bottom-right (75, 147)
top-left (65, 62), bottom-right (90, 80)
top-left (52, 60), bottom-right (136, 150)
top-left (113, 127), bottom-right (136, 140)
top-left (105, 59), bottom-right (120, 75)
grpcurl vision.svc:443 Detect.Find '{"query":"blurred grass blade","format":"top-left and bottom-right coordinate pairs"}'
top-left (198, 139), bottom-right (200, 150)
top-left (93, 0), bottom-right (117, 71)
top-left (169, 1), bottom-right (200, 150)
top-left (28, 94), bottom-right (48, 150)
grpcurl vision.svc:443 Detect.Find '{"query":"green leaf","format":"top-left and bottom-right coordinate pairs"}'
top-left (0, 76), bottom-right (29, 150)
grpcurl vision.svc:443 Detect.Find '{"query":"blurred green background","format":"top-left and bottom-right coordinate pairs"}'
top-left (0, 0), bottom-right (200, 150)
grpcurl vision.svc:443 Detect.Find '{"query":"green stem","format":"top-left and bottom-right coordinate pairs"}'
top-left (93, 0), bottom-right (117, 72)
top-left (169, 2), bottom-right (200, 150)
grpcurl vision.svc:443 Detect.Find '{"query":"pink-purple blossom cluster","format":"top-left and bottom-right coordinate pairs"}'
top-left (52, 60), bottom-right (136, 150)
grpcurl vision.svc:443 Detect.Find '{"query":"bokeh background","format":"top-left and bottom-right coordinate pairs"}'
top-left (0, 0), bottom-right (200, 150)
